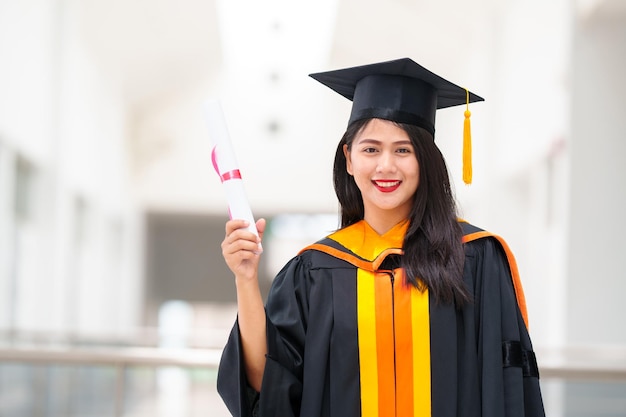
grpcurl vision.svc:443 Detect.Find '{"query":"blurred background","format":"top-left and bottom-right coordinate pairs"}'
top-left (1, 0), bottom-right (625, 416)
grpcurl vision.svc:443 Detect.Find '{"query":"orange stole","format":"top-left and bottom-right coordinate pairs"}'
top-left (357, 268), bottom-right (431, 417)
top-left (461, 228), bottom-right (530, 328)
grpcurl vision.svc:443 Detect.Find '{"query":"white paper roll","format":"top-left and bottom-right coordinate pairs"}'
top-left (204, 99), bottom-right (258, 237)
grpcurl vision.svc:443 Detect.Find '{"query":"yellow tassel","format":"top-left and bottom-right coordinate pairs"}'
top-left (463, 88), bottom-right (472, 185)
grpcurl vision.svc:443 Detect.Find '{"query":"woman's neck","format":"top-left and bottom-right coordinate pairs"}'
top-left (363, 214), bottom-right (409, 236)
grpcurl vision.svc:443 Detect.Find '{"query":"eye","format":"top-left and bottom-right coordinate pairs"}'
top-left (396, 147), bottom-right (412, 154)
top-left (362, 147), bottom-right (378, 153)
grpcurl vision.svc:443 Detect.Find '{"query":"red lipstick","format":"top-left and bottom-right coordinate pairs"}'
top-left (372, 180), bottom-right (401, 193)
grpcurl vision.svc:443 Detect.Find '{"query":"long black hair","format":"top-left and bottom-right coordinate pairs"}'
top-left (333, 118), bottom-right (469, 306)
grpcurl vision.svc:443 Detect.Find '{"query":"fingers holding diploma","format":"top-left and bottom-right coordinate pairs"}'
top-left (222, 218), bottom-right (265, 282)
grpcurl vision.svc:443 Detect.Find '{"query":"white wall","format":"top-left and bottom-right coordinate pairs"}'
top-left (482, 0), bottom-right (573, 348)
top-left (567, 8), bottom-right (626, 345)
top-left (0, 0), bottom-right (61, 331)
top-left (0, 143), bottom-right (15, 329)
top-left (0, 0), bottom-right (142, 337)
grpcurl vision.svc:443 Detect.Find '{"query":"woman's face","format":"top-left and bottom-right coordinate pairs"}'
top-left (343, 118), bottom-right (420, 226)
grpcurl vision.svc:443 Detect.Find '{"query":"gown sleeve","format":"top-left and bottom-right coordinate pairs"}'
top-left (217, 254), bottom-right (311, 417)
top-left (466, 236), bottom-right (545, 417)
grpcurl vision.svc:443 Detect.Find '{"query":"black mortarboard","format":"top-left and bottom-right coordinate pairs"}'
top-left (309, 57), bottom-right (484, 136)
top-left (309, 57), bottom-right (484, 184)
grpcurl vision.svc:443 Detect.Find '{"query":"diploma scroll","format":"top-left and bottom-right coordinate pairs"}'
top-left (204, 99), bottom-right (258, 238)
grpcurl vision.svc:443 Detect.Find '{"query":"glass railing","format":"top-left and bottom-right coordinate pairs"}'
top-left (0, 344), bottom-right (625, 416)
top-left (0, 345), bottom-right (228, 417)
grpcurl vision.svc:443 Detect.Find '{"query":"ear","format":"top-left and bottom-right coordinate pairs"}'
top-left (343, 144), bottom-right (353, 175)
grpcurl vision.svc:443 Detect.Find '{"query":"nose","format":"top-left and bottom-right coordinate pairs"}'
top-left (376, 151), bottom-right (396, 173)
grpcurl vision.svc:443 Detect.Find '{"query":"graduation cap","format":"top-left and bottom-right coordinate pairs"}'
top-left (309, 58), bottom-right (484, 184)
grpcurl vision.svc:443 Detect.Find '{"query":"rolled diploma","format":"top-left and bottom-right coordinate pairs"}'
top-left (204, 99), bottom-right (258, 237)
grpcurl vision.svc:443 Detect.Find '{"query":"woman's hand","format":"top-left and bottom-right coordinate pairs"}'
top-left (222, 218), bottom-right (268, 391)
top-left (221, 218), bottom-right (266, 283)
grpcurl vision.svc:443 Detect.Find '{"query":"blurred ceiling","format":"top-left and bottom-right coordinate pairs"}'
top-left (74, 0), bottom-right (499, 111)
top-left (74, 0), bottom-right (626, 113)
top-left (76, 0), bottom-right (222, 107)
top-left (579, 0), bottom-right (626, 20)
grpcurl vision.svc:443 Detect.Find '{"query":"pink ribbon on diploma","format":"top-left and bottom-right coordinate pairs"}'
top-left (212, 147), bottom-right (242, 183)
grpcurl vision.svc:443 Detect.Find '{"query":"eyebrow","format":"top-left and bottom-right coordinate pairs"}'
top-left (356, 138), bottom-right (413, 146)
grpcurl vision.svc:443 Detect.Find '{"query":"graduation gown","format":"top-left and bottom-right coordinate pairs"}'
top-left (217, 220), bottom-right (545, 417)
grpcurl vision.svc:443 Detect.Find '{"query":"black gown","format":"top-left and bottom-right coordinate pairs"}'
top-left (217, 220), bottom-right (545, 417)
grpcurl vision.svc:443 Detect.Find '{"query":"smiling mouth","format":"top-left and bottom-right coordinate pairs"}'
top-left (372, 180), bottom-right (401, 192)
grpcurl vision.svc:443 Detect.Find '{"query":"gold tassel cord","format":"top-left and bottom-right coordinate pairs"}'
top-left (463, 88), bottom-right (472, 185)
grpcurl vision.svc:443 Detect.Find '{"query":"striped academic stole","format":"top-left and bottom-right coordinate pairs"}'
top-left (304, 221), bottom-right (428, 417)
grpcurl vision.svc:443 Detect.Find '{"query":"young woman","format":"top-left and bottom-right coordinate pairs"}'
top-left (217, 58), bottom-right (545, 417)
